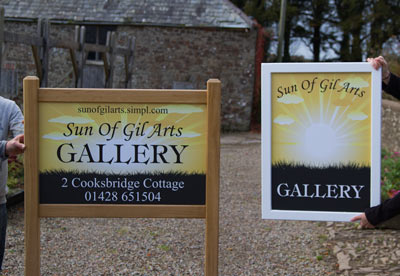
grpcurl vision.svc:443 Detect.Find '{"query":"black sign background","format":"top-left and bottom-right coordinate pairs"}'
top-left (271, 164), bottom-right (370, 212)
top-left (40, 172), bottom-right (205, 205)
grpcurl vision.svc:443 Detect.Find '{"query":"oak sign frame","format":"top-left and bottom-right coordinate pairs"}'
top-left (24, 76), bottom-right (221, 275)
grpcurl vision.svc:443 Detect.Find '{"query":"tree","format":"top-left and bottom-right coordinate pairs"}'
top-left (295, 0), bottom-right (332, 61)
top-left (231, 0), bottom-right (306, 61)
top-left (231, 0), bottom-right (400, 62)
top-left (367, 0), bottom-right (400, 57)
top-left (331, 0), bottom-right (367, 61)
top-left (275, 0), bottom-right (306, 61)
top-left (231, 0), bottom-right (248, 10)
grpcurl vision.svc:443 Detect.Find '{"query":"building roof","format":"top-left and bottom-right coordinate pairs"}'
top-left (0, 0), bottom-right (254, 29)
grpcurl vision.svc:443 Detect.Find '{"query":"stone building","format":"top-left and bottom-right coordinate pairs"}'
top-left (0, 0), bottom-right (263, 131)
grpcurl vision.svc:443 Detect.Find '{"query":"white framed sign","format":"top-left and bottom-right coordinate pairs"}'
top-left (261, 63), bottom-right (381, 221)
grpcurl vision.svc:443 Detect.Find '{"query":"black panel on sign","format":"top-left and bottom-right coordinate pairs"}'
top-left (40, 172), bottom-right (206, 205)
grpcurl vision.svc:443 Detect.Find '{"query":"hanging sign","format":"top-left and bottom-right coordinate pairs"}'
top-left (261, 63), bottom-right (381, 221)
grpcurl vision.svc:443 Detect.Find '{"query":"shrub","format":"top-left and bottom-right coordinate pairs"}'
top-left (7, 155), bottom-right (24, 191)
top-left (381, 148), bottom-right (400, 201)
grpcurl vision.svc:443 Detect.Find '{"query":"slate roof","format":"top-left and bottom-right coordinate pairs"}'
top-left (0, 0), bottom-right (254, 29)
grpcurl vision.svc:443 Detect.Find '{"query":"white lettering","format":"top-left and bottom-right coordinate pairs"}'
top-left (275, 183), bottom-right (365, 199)
top-left (277, 183), bottom-right (290, 197)
top-left (290, 184), bottom-right (302, 197)
top-left (326, 184), bottom-right (338, 198)
top-left (351, 185), bottom-right (364, 199)
top-left (339, 185), bottom-right (351, 199)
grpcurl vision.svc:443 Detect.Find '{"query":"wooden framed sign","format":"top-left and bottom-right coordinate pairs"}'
top-left (261, 63), bottom-right (381, 221)
top-left (24, 77), bottom-right (221, 276)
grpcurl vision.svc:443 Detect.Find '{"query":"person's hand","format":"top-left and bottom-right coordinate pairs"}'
top-left (367, 56), bottom-right (390, 84)
top-left (350, 213), bottom-right (375, 229)
top-left (5, 134), bottom-right (25, 157)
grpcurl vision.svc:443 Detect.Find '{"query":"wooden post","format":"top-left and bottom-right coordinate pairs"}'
top-left (23, 76), bottom-right (40, 276)
top-left (106, 31), bottom-right (116, 88)
top-left (71, 26), bottom-right (80, 87)
top-left (205, 79), bottom-right (221, 276)
top-left (102, 31), bottom-right (111, 84)
top-left (40, 19), bottom-right (50, 87)
top-left (32, 19), bottom-right (44, 81)
top-left (277, 0), bottom-right (287, 62)
top-left (31, 43), bottom-right (42, 81)
top-left (78, 26), bottom-right (86, 88)
top-left (124, 36), bottom-right (135, 88)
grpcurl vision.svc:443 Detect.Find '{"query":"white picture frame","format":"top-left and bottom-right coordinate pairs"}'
top-left (261, 63), bottom-right (381, 222)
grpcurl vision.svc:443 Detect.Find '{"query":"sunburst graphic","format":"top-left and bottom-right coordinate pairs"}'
top-left (271, 72), bottom-right (371, 167)
top-left (38, 103), bottom-right (207, 174)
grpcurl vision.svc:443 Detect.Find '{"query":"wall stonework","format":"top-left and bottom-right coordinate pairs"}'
top-left (47, 24), bottom-right (76, 88)
top-left (377, 101), bottom-right (400, 230)
top-left (381, 99), bottom-right (400, 152)
top-left (115, 26), bottom-right (257, 131)
top-left (4, 22), bottom-right (76, 90)
top-left (4, 22), bottom-right (257, 131)
top-left (3, 22), bottom-right (37, 91)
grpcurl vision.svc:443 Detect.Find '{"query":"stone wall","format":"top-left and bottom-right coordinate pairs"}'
top-left (3, 22), bottom-right (77, 92)
top-left (381, 99), bottom-right (400, 152)
top-left (377, 101), bottom-right (400, 229)
top-left (3, 22), bottom-right (258, 131)
top-left (115, 26), bottom-right (257, 131)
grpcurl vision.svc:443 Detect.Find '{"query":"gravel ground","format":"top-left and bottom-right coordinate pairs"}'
top-left (2, 132), bottom-right (400, 275)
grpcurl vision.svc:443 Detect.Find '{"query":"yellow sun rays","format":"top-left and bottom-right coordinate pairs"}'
top-left (271, 72), bottom-right (371, 166)
top-left (39, 103), bottom-right (207, 174)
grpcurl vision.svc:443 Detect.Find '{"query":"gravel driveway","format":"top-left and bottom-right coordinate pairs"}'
top-left (2, 132), bottom-right (400, 275)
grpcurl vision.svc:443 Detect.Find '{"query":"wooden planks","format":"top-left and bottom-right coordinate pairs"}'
top-left (1, 15), bottom-right (135, 89)
top-left (39, 204), bottom-right (206, 218)
top-left (23, 76), bottom-right (41, 276)
top-left (205, 79), bottom-right (221, 276)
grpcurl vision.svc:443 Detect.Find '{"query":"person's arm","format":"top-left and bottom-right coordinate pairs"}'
top-left (4, 134), bottom-right (25, 158)
top-left (368, 56), bottom-right (400, 100)
top-left (0, 133), bottom-right (25, 161)
top-left (9, 102), bottom-right (24, 137)
top-left (0, 141), bottom-right (7, 160)
top-left (368, 56), bottom-right (390, 84)
top-left (0, 101), bottom-right (24, 160)
top-left (352, 192), bottom-right (400, 228)
top-left (350, 213), bottom-right (374, 228)
top-left (382, 73), bottom-right (400, 100)
top-left (364, 192), bottom-right (400, 226)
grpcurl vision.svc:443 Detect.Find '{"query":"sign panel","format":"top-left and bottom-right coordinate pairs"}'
top-left (39, 103), bottom-right (207, 205)
top-left (24, 77), bottom-right (221, 276)
top-left (262, 63), bottom-right (381, 221)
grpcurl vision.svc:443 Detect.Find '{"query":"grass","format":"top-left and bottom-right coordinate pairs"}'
top-left (272, 160), bottom-right (370, 171)
top-left (40, 169), bottom-right (205, 177)
top-left (318, 234), bottom-right (328, 242)
top-left (158, 244), bottom-right (171, 251)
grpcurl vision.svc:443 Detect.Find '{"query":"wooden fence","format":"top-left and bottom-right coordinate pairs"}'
top-left (0, 6), bottom-right (135, 96)
top-left (0, 68), bottom-right (18, 98)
